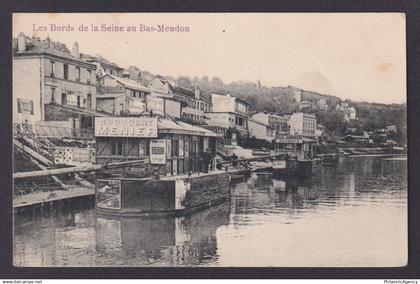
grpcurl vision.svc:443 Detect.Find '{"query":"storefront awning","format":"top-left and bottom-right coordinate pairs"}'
top-left (158, 118), bottom-right (219, 137)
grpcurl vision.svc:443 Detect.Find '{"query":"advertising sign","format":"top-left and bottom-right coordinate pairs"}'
top-left (275, 135), bottom-right (303, 144)
top-left (150, 139), bottom-right (167, 164)
top-left (53, 147), bottom-right (95, 166)
top-left (17, 98), bottom-right (34, 114)
top-left (95, 117), bottom-right (157, 138)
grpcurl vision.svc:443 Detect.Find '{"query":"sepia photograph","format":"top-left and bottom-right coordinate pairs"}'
top-left (11, 13), bottom-right (407, 267)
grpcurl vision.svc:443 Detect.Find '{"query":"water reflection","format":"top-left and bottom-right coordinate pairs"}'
top-left (94, 203), bottom-right (230, 266)
top-left (14, 156), bottom-right (407, 267)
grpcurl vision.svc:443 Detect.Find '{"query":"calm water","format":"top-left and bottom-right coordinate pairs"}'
top-left (14, 156), bottom-right (407, 267)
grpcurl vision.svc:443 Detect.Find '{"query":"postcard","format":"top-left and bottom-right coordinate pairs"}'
top-left (12, 12), bottom-right (407, 267)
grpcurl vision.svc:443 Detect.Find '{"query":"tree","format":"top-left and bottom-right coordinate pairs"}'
top-left (211, 76), bottom-right (224, 86)
top-left (317, 110), bottom-right (348, 139)
top-left (177, 76), bottom-right (192, 87)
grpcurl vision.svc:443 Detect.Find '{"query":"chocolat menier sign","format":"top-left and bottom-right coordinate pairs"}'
top-left (95, 117), bottom-right (158, 138)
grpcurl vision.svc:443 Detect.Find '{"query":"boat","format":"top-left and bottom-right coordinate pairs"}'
top-left (94, 116), bottom-right (231, 217)
top-left (317, 153), bottom-right (340, 165)
top-left (296, 158), bottom-right (323, 176)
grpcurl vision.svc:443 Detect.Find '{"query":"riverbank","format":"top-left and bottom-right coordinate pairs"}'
top-left (13, 155), bottom-right (407, 267)
top-left (14, 186), bottom-right (94, 209)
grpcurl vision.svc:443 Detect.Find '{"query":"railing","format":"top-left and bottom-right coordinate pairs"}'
top-left (216, 154), bottom-right (290, 167)
top-left (13, 123), bottom-right (94, 140)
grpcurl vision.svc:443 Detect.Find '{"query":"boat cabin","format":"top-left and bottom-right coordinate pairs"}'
top-left (95, 115), bottom-right (219, 178)
top-left (274, 134), bottom-right (317, 161)
top-left (93, 115), bottom-right (231, 216)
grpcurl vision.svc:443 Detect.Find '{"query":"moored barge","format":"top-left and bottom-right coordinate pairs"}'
top-left (94, 115), bottom-right (231, 216)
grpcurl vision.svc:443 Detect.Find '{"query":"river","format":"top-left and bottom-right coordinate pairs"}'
top-left (13, 156), bottom-right (407, 267)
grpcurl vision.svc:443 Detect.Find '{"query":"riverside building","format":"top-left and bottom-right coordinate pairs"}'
top-left (13, 33), bottom-right (97, 130)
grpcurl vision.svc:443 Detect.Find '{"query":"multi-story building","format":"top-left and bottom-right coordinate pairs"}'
top-left (206, 93), bottom-right (250, 135)
top-left (96, 72), bottom-right (150, 115)
top-left (289, 112), bottom-right (317, 137)
top-left (148, 79), bottom-right (211, 123)
top-left (298, 100), bottom-right (312, 110)
top-left (13, 33), bottom-right (97, 129)
top-left (81, 54), bottom-right (124, 78)
top-left (251, 112), bottom-right (289, 135)
top-left (248, 119), bottom-right (275, 142)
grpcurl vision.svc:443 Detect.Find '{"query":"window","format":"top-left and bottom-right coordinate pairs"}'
top-left (63, 64), bottom-right (69, 80)
top-left (87, 70), bottom-right (91, 84)
top-left (61, 93), bottom-right (67, 105)
top-left (235, 116), bottom-right (244, 126)
top-left (50, 61), bottom-right (55, 77)
top-left (86, 94), bottom-right (92, 110)
top-left (139, 140), bottom-right (150, 157)
top-left (51, 87), bottom-right (56, 103)
top-left (111, 139), bottom-right (124, 156)
top-left (76, 67), bottom-right (80, 81)
top-left (171, 139), bottom-right (179, 157)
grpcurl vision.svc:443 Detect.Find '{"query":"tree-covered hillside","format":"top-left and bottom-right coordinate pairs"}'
top-left (127, 68), bottom-right (406, 142)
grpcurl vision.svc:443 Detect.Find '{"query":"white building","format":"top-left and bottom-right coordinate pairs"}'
top-left (13, 33), bottom-right (97, 129)
top-left (248, 119), bottom-right (275, 142)
top-left (206, 93), bottom-right (250, 134)
top-left (96, 73), bottom-right (150, 115)
top-left (289, 112), bottom-right (317, 137)
top-left (148, 78), bottom-right (211, 123)
top-left (251, 112), bottom-right (289, 135)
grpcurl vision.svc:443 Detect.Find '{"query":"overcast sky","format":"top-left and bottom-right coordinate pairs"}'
top-left (13, 13), bottom-right (406, 104)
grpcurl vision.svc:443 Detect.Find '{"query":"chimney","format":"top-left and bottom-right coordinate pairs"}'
top-left (17, 33), bottom-right (26, 52)
top-left (194, 86), bottom-right (200, 99)
top-left (45, 36), bottom-right (51, 48)
top-left (72, 42), bottom-right (79, 58)
top-left (136, 72), bottom-right (142, 83)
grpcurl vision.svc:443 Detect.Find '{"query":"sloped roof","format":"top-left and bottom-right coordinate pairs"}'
top-left (341, 135), bottom-right (369, 140)
top-left (13, 36), bottom-right (92, 66)
top-left (156, 79), bottom-right (198, 99)
top-left (167, 82), bottom-right (196, 98)
top-left (249, 118), bottom-right (271, 128)
top-left (80, 53), bottom-right (124, 70)
top-left (96, 93), bottom-right (126, 99)
top-left (158, 118), bottom-right (218, 137)
top-left (101, 74), bottom-right (150, 92)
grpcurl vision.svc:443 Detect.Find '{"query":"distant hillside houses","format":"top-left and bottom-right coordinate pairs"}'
top-left (12, 33), bottom-right (405, 146)
top-left (336, 102), bottom-right (357, 122)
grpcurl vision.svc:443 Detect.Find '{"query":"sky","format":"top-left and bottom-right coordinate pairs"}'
top-left (13, 13), bottom-right (406, 104)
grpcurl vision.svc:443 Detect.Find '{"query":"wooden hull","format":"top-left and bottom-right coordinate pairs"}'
top-left (95, 171), bottom-right (231, 217)
top-left (297, 159), bottom-right (323, 176)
